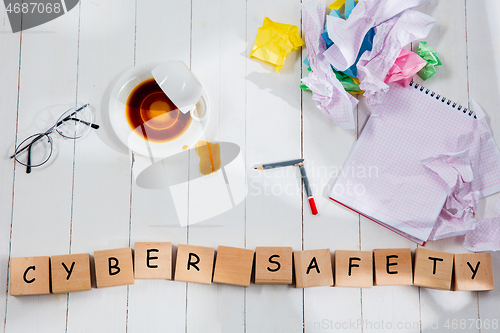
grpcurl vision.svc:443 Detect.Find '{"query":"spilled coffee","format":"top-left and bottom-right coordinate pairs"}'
top-left (126, 78), bottom-right (192, 142)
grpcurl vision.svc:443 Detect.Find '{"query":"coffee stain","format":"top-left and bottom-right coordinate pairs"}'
top-left (195, 140), bottom-right (221, 175)
top-left (182, 145), bottom-right (189, 150)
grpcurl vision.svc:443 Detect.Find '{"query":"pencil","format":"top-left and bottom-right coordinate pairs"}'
top-left (298, 163), bottom-right (318, 215)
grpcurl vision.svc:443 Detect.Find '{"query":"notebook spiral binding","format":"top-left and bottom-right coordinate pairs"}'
top-left (409, 81), bottom-right (476, 119)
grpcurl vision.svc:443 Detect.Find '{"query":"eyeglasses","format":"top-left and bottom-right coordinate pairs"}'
top-left (10, 104), bottom-right (99, 173)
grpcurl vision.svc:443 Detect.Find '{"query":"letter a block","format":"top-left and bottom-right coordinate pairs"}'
top-left (413, 248), bottom-right (454, 290)
top-left (293, 249), bottom-right (333, 288)
top-left (213, 246), bottom-right (255, 287)
top-left (51, 253), bottom-right (92, 293)
top-left (94, 248), bottom-right (134, 288)
top-left (255, 247), bottom-right (293, 284)
top-left (373, 248), bottom-right (413, 286)
top-left (134, 242), bottom-right (172, 279)
top-left (174, 244), bottom-right (215, 285)
top-left (335, 250), bottom-right (373, 288)
top-left (10, 256), bottom-right (50, 296)
top-left (453, 253), bottom-right (494, 291)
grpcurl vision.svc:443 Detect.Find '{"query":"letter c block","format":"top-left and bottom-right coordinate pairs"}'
top-left (255, 247), bottom-right (293, 284)
top-left (10, 256), bottom-right (50, 296)
top-left (94, 248), bottom-right (134, 288)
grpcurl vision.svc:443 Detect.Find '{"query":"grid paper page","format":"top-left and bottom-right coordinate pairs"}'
top-left (330, 83), bottom-right (500, 243)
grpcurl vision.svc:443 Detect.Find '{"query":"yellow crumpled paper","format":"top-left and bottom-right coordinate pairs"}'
top-left (250, 17), bottom-right (304, 72)
top-left (329, 0), bottom-right (358, 10)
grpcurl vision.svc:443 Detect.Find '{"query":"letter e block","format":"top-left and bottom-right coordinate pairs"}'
top-left (134, 242), bottom-right (172, 279)
top-left (255, 247), bottom-right (292, 284)
top-left (10, 256), bottom-right (51, 296)
top-left (94, 248), bottom-right (134, 288)
top-left (51, 253), bottom-right (91, 293)
top-left (373, 248), bottom-right (412, 286)
top-left (453, 253), bottom-right (494, 291)
top-left (213, 246), bottom-right (255, 287)
top-left (293, 249), bottom-right (333, 288)
top-left (174, 244), bottom-right (215, 285)
top-left (413, 248), bottom-right (453, 290)
top-left (335, 250), bottom-right (373, 288)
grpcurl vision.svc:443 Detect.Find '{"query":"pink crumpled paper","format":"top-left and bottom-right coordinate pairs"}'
top-left (357, 9), bottom-right (435, 107)
top-left (301, 0), bottom-right (358, 129)
top-left (384, 49), bottom-right (427, 86)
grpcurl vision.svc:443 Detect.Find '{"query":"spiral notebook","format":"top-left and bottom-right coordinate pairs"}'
top-left (330, 82), bottom-right (500, 245)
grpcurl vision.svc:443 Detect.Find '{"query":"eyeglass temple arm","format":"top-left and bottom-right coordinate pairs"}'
top-left (9, 133), bottom-right (46, 159)
top-left (26, 144), bottom-right (32, 173)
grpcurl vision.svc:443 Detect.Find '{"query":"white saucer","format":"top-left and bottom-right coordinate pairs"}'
top-left (108, 62), bottom-right (209, 159)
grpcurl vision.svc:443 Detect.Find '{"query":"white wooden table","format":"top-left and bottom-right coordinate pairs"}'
top-left (1, 0), bottom-right (499, 332)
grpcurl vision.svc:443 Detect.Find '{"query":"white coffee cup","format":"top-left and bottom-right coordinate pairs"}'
top-left (152, 60), bottom-right (207, 121)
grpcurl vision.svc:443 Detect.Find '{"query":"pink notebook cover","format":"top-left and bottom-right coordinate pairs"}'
top-left (330, 82), bottom-right (500, 244)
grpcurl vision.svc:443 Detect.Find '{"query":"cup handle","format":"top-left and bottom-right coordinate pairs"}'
top-left (190, 95), bottom-right (208, 122)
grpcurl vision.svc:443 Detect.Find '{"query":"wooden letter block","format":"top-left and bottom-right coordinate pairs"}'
top-left (293, 249), bottom-right (333, 288)
top-left (51, 253), bottom-right (91, 293)
top-left (134, 242), bottom-right (172, 279)
top-left (213, 245), bottom-right (254, 287)
top-left (10, 256), bottom-right (50, 296)
top-left (453, 253), bottom-right (494, 291)
top-left (413, 248), bottom-right (454, 290)
top-left (174, 244), bottom-right (215, 285)
top-left (94, 248), bottom-right (135, 288)
top-left (373, 248), bottom-right (412, 286)
top-left (334, 250), bottom-right (373, 288)
top-left (255, 247), bottom-right (293, 284)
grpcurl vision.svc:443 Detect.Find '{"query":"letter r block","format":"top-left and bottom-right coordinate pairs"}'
top-left (10, 256), bottom-right (51, 296)
top-left (134, 242), bottom-right (172, 279)
top-left (293, 249), bottom-right (333, 288)
top-left (413, 248), bottom-right (454, 290)
top-left (94, 248), bottom-right (135, 288)
top-left (174, 244), bottom-right (215, 285)
top-left (373, 248), bottom-right (412, 286)
top-left (453, 253), bottom-right (494, 291)
top-left (334, 250), bottom-right (373, 288)
top-left (51, 253), bottom-right (92, 293)
top-left (255, 247), bottom-right (293, 284)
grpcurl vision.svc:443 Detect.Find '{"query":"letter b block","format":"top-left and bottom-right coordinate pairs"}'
top-left (373, 248), bottom-right (412, 286)
top-left (174, 244), bottom-right (215, 285)
top-left (134, 242), bottom-right (172, 279)
top-left (293, 249), bottom-right (333, 288)
top-left (10, 256), bottom-right (50, 296)
top-left (255, 247), bottom-right (293, 284)
top-left (335, 250), bottom-right (373, 288)
top-left (453, 253), bottom-right (494, 291)
top-left (51, 253), bottom-right (92, 293)
top-left (413, 248), bottom-right (454, 290)
top-left (94, 248), bottom-right (135, 288)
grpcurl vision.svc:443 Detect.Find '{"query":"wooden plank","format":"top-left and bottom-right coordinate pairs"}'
top-left (410, 1), bottom-right (480, 332)
top-left (0, 4), bottom-right (21, 330)
top-left (465, 0), bottom-right (500, 326)
top-left (127, 0), bottom-right (191, 332)
top-left (301, 1), bottom-right (363, 330)
top-left (4, 6), bottom-right (80, 332)
top-left (245, 0), bottom-right (304, 331)
top-left (186, 0), bottom-right (247, 330)
top-left (65, 0), bottom-right (135, 332)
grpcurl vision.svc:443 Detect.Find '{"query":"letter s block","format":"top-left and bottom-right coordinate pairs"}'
top-left (255, 247), bottom-right (293, 284)
top-left (51, 253), bottom-right (92, 293)
top-left (413, 248), bottom-right (453, 290)
top-left (10, 256), bottom-right (51, 296)
top-left (94, 248), bottom-right (134, 288)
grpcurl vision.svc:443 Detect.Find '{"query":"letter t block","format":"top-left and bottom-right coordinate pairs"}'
top-left (413, 248), bottom-right (454, 290)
